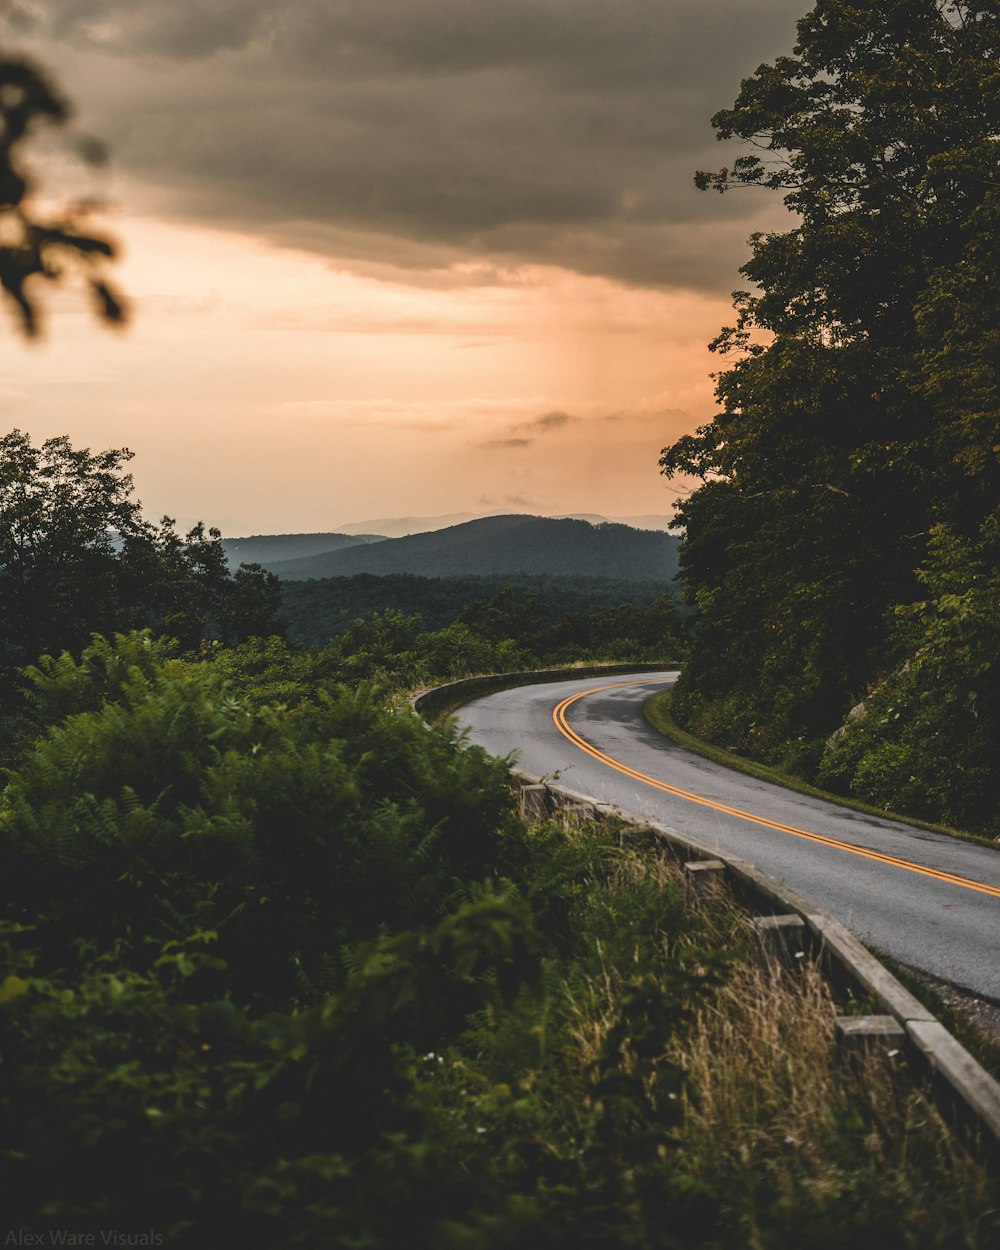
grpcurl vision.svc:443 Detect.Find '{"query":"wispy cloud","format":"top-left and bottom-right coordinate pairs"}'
top-left (478, 436), bottom-right (532, 450)
top-left (475, 408), bottom-right (579, 449)
top-left (513, 409), bottom-right (577, 432)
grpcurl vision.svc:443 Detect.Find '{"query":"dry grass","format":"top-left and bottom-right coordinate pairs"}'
top-left (455, 819), bottom-right (1000, 1245)
top-left (670, 946), bottom-right (1000, 1246)
top-left (676, 951), bottom-right (842, 1157)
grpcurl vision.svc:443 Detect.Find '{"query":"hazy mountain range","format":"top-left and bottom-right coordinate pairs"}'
top-left (225, 515), bottom-right (680, 583)
top-left (220, 532), bottom-right (384, 567)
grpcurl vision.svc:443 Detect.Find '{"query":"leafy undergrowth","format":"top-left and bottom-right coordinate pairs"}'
top-left (644, 688), bottom-right (998, 852)
top-left (0, 635), bottom-right (996, 1247)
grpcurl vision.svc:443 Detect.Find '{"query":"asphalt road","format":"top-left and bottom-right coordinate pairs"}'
top-left (457, 670), bottom-right (1000, 1000)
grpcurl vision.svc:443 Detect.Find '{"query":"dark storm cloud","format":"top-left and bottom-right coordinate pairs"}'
top-left (24, 0), bottom-right (806, 291)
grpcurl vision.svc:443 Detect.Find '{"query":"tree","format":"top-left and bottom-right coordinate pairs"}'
top-left (0, 430), bottom-right (284, 713)
top-left (661, 0), bottom-right (1000, 762)
top-left (119, 517), bottom-right (286, 651)
top-left (457, 587), bottom-right (548, 649)
top-left (218, 561), bottom-right (286, 647)
top-left (0, 430), bottom-right (146, 669)
top-left (0, 51), bottom-right (125, 334)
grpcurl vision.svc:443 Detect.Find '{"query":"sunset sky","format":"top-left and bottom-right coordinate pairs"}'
top-left (3, 0), bottom-right (803, 535)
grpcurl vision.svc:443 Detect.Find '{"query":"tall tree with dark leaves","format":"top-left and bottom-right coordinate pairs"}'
top-left (0, 430), bottom-right (285, 753)
top-left (662, 0), bottom-right (1000, 766)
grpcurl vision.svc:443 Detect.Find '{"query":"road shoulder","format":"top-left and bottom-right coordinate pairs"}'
top-left (643, 688), bottom-right (999, 853)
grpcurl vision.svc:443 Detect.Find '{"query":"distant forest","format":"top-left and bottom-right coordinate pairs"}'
top-left (280, 572), bottom-right (679, 647)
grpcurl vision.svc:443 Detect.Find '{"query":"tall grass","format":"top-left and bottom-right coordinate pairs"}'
top-left (470, 823), bottom-right (1000, 1248)
top-left (672, 953), bottom-right (997, 1247)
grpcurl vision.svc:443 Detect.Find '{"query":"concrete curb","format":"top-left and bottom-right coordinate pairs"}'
top-left (413, 672), bottom-right (1000, 1154)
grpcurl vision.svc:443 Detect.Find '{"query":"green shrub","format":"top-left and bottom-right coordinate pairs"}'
top-left (1, 634), bottom-right (519, 1008)
top-left (818, 521), bottom-right (1000, 835)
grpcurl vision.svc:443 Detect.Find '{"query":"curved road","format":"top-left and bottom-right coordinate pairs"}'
top-left (457, 671), bottom-right (1000, 1000)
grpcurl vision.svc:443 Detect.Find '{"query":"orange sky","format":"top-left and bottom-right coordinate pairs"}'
top-left (2, 215), bottom-right (729, 532)
top-left (3, 1), bottom-right (802, 535)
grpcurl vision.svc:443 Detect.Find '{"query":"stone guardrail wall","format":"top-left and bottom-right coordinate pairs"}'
top-left (409, 662), bottom-right (677, 722)
top-left (413, 671), bottom-right (1000, 1157)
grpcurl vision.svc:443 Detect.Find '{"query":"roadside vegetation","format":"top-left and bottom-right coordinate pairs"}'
top-left (645, 687), bottom-right (1000, 1081)
top-left (2, 634), bottom-right (996, 1245)
top-left (644, 688), bottom-right (999, 853)
top-left (0, 430), bottom-right (994, 1244)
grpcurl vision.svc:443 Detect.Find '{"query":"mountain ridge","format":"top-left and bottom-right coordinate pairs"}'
top-left (333, 511), bottom-right (680, 538)
top-left (260, 514), bottom-right (680, 583)
top-left (221, 531), bottom-right (386, 568)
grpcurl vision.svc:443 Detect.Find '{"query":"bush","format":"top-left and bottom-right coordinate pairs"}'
top-left (1, 634), bottom-right (520, 1008)
top-left (818, 521), bottom-right (1000, 835)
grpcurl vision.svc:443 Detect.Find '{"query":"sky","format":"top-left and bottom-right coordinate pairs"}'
top-left (2, 0), bottom-right (804, 535)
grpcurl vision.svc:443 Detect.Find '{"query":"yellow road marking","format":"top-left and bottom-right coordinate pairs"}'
top-left (552, 679), bottom-right (1000, 901)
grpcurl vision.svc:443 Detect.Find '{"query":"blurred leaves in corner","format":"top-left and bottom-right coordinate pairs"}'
top-left (0, 45), bottom-right (126, 335)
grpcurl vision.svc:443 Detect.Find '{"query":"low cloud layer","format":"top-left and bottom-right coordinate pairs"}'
top-left (478, 407), bottom-right (580, 449)
top-left (479, 436), bottom-right (533, 450)
top-left (515, 410), bottom-right (577, 432)
top-left (21, 0), bottom-right (803, 292)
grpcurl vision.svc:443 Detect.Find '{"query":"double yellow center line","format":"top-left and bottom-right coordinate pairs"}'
top-left (553, 680), bottom-right (1000, 901)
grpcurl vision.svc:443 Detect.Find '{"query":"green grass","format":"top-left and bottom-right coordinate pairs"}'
top-left (643, 688), bottom-right (1000, 852)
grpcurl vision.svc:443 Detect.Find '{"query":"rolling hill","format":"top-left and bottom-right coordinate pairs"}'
top-left (264, 515), bottom-right (680, 582)
top-left (221, 531), bottom-right (385, 568)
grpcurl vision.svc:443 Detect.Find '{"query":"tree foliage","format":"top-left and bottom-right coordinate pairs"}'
top-left (0, 50), bottom-right (124, 334)
top-left (0, 430), bottom-right (147, 668)
top-left (818, 518), bottom-right (1000, 834)
top-left (0, 431), bottom-right (284, 741)
top-left (662, 1), bottom-right (1000, 805)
